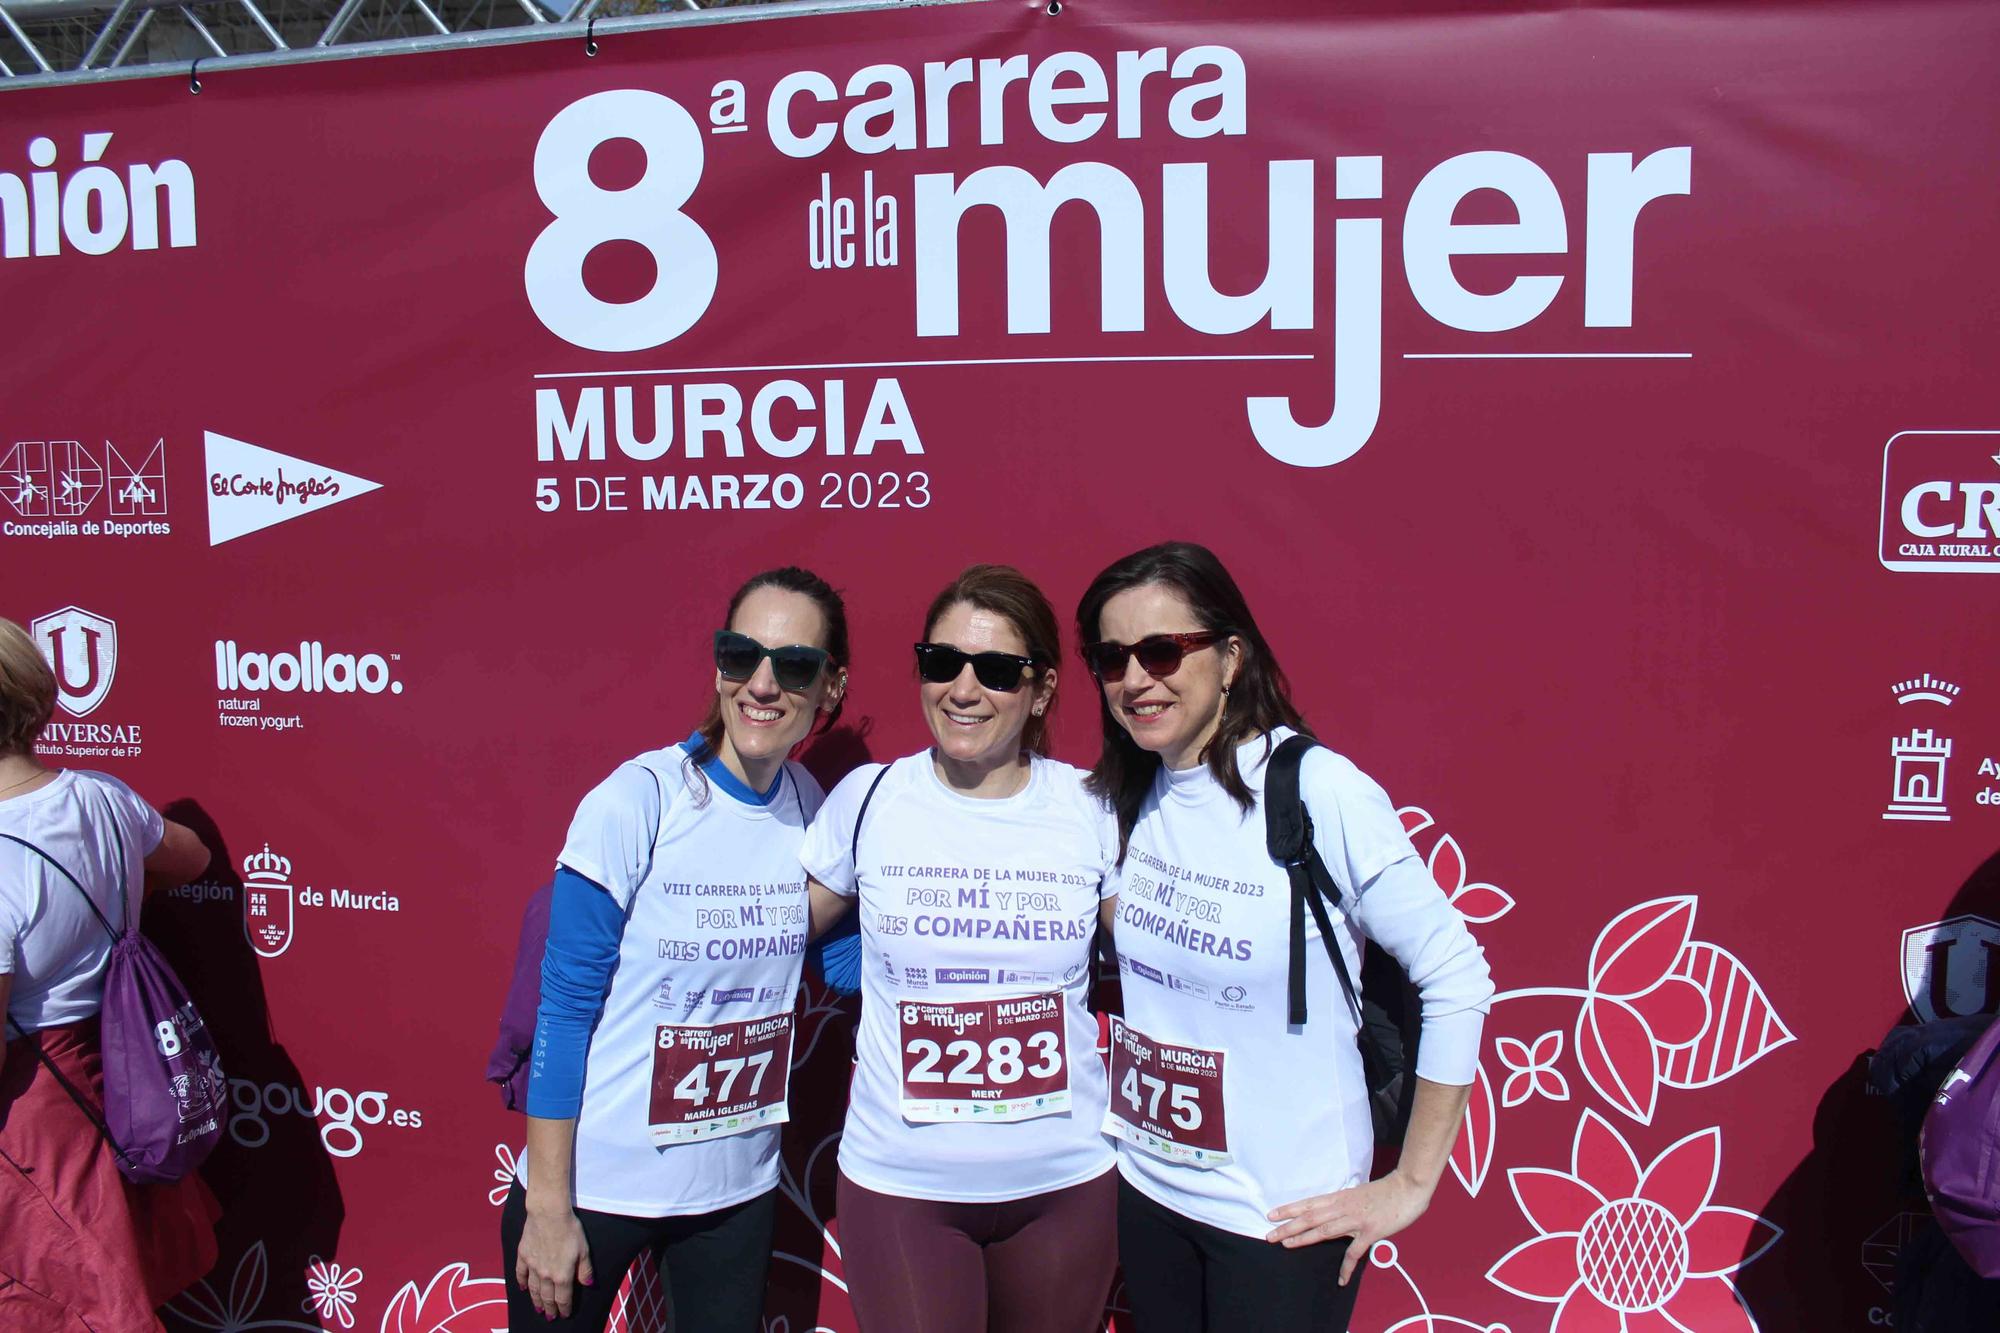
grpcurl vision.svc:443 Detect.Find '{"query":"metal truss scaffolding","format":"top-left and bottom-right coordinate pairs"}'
top-left (0, 0), bottom-right (926, 88)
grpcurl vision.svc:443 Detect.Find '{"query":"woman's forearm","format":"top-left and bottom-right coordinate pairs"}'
top-left (1392, 1075), bottom-right (1472, 1193)
top-left (524, 1114), bottom-right (579, 1210)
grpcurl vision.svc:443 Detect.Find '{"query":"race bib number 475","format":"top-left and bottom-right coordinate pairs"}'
top-left (648, 1013), bottom-right (793, 1146)
top-left (1104, 1016), bottom-right (1231, 1167)
top-left (898, 992), bottom-right (1069, 1123)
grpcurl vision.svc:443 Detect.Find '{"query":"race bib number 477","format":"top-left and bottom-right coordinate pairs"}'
top-left (648, 1013), bottom-right (793, 1146)
top-left (898, 992), bottom-right (1069, 1123)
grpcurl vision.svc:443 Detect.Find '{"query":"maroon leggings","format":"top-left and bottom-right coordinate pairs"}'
top-left (837, 1169), bottom-right (1118, 1333)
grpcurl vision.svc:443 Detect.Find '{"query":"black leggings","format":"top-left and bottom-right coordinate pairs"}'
top-left (499, 1182), bottom-right (775, 1333)
top-left (1116, 1177), bottom-right (1362, 1333)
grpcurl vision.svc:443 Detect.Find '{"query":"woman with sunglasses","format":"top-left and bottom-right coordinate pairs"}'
top-left (1076, 542), bottom-right (1492, 1333)
top-left (801, 565), bottom-right (1120, 1333)
top-left (505, 567), bottom-right (848, 1333)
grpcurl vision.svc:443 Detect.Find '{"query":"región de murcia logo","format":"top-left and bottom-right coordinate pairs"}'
top-left (242, 842), bottom-right (402, 960)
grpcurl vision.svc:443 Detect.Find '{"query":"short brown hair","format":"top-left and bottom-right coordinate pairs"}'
top-left (0, 618), bottom-right (56, 756)
top-left (922, 565), bottom-right (1062, 754)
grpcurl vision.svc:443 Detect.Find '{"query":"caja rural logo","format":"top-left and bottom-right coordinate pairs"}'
top-left (523, 55), bottom-right (1694, 487)
top-left (1879, 431), bottom-right (2000, 573)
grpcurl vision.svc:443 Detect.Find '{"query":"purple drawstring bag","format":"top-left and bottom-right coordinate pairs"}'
top-left (3, 809), bottom-right (226, 1185)
top-left (484, 881), bottom-right (551, 1111)
top-left (1921, 1013), bottom-right (2000, 1277)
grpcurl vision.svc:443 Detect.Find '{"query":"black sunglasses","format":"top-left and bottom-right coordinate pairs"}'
top-left (913, 642), bottom-right (1037, 693)
top-left (1081, 631), bottom-right (1228, 683)
top-left (713, 630), bottom-right (830, 692)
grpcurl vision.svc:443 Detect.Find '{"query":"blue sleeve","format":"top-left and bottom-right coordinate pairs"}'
top-left (808, 912), bottom-right (861, 997)
top-left (525, 866), bottom-right (626, 1118)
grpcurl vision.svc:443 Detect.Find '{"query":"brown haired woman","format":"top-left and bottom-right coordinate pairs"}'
top-left (803, 564), bottom-right (1121, 1333)
top-left (0, 616), bottom-right (218, 1330)
top-left (1076, 542), bottom-right (1493, 1333)
top-left (505, 568), bottom-right (848, 1331)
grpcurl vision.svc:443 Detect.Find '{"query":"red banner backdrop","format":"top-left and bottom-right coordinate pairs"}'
top-left (7, 1), bottom-right (1999, 1328)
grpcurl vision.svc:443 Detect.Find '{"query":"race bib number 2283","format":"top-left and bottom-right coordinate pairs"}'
top-left (898, 992), bottom-right (1069, 1123)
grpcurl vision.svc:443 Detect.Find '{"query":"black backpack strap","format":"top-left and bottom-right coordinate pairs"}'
top-left (850, 763), bottom-right (892, 873)
top-left (1264, 736), bottom-right (1365, 1028)
top-left (4, 1012), bottom-right (126, 1163)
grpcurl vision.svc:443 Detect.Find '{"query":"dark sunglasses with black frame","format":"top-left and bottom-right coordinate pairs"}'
top-left (1080, 630), bottom-right (1230, 683)
top-left (912, 642), bottom-right (1040, 693)
top-left (712, 629), bottom-right (832, 693)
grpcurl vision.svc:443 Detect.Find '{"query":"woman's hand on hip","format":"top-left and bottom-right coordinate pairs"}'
top-left (1265, 1168), bottom-right (1434, 1284)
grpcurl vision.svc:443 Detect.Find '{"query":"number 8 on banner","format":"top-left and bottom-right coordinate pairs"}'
top-left (525, 89), bottom-right (718, 352)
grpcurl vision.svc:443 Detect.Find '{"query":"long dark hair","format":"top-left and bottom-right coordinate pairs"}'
top-left (923, 564), bottom-right (1062, 755)
top-left (1075, 542), bottom-right (1308, 858)
top-left (687, 566), bottom-right (850, 797)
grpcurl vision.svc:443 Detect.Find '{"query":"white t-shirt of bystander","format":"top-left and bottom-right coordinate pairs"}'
top-left (0, 770), bottom-right (164, 1032)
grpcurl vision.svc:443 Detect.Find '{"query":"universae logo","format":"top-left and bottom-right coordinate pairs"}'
top-left (1901, 915), bottom-right (2000, 1024)
top-left (30, 605), bottom-right (117, 717)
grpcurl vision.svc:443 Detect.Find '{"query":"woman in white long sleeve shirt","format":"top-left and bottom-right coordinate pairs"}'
top-left (1075, 542), bottom-right (1494, 1333)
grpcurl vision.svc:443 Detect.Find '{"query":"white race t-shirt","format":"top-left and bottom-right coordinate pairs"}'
top-left (526, 747), bottom-right (824, 1217)
top-left (1108, 729), bottom-right (1492, 1238)
top-left (0, 770), bottom-right (164, 1032)
top-left (800, 752), bottom-right (1118, 1203)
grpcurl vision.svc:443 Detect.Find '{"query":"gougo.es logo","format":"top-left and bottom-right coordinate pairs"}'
top-left (227, 1077), bottom-right (423, 1158)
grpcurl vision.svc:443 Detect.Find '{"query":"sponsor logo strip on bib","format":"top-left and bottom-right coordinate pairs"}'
top-left (1104, 1015), bottom-right (1230, 1168)
top-left (898, 991), bottom-right (1069, 1123)
top-left (648, 1013), bottom-right (794, 1145)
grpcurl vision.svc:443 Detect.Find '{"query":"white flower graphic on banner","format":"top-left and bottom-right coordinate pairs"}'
top-left (1486, 1110), bottom-right (1780, 1332)
top-left (1402, 809), bottom-right (1518, 926)
top-left (304, 1258), bottom-right (364, 1329)
top-left (489, 1143), bottom-right (522, 1206)
top-left (1499, 1031), bottom-right (1572, 1108)
top-left (377, 1262), bottom-right (505, 1333)
top-left (165, 1242), bottom-right (325, 1333)
top-left (1482, 896), bottom-right (1795, 1129)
